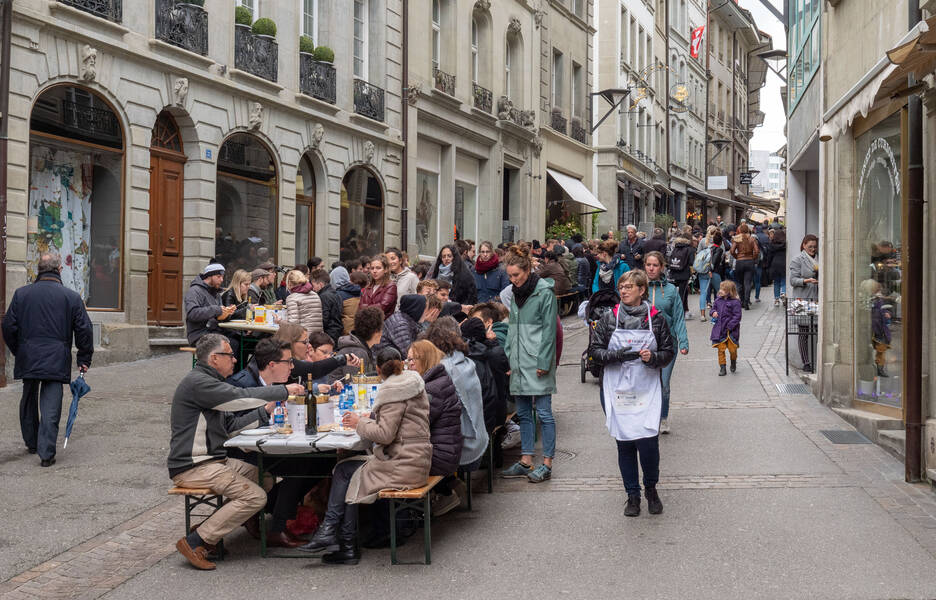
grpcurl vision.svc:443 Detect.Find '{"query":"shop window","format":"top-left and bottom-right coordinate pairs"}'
top-left (340, 166), bottom-right (383, 260)
top-left (854, 112), bottom-right (902, 408)
top-left (215, 133), bottom-right (278, 274)
top-left (455, 182), bottom-right (477, 242)
top-left (415, 170), bottom-right (439, 257)
top-left (295, 156), bottom-right (316, 265)
top-left (28, 85), bottom-right (124, 309)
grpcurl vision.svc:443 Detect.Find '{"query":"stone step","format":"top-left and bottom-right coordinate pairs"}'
top-left (148, 338), bottom-right (190, 347)
top-left (147, 326), bottom-right (185, 340)
top-left (878, 429), bottom-right (906, 461)
top-left (831, 407), bottom-right (903, 439)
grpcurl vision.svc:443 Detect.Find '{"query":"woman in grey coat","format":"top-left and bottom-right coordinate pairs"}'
top-left (788, 234), bottom-right (819, 371)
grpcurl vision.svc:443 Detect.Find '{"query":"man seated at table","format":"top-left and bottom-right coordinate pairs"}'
top-left (330, 306), bottom-right (384, 380)
top-left (256, 261), bottom-right (280, 304)
top-left (184, 262), bottom-right (236, 345)
top-left (169, 333), bottom-right (305, 570)
top-left (248, 268), bottom-right (279, 305)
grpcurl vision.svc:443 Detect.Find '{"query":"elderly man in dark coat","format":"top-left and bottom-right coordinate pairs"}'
top-left (2, 253), bottom-right (93, 467)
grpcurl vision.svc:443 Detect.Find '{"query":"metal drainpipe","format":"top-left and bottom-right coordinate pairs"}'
top-left (703, 4), bottom-right (711, 218)
top-left (905, 0), bottom-right (923, 482)
top-left (400, 0), bottom-right (409, 254)
top-left (0, 0), bottom-right (12, 387)
top-left (665, 0), bottom-right (671, 219)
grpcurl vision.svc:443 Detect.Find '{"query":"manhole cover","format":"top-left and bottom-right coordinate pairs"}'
top-left (776, 383), bottom-right (811, 395)
top-left (553, 448), bottom-right (577, 463)
top-left (820, 430), bottom-right (871, 444)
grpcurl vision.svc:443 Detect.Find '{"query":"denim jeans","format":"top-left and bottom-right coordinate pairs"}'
top-left (754, 265), bottom-right (763, 299)
top-left (616, 436), bottom-right (660, 496)
top-left (773, 276), bottom-right (786, 299)
top-left (515, 395), bottom-right (556, 459)
top-left (698, 274), bottom-right (712, 312)
top-left (660, 355), bottom-right (676, 419)
top-left (706, 273), bottom-right (722, 306)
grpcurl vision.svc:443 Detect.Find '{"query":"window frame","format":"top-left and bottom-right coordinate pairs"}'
top-left (353, 0), bottom-right (369, 79)
top-left (432, 0), bottom-right (441, 71)
top-left (238, 0), bottom-right (257, 17)
top-left (788, 0), bottom-right (820, 113)
top-left (471, 17), bottom-right (479, 84)
top-left (301, 0), bottom-right (318, 46)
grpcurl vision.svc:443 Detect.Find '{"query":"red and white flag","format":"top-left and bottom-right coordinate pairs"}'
top-left (690, 25), bottom-right (705, 59)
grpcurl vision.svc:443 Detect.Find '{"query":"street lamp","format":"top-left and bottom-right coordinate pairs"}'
top-left (589, 88), bottom-right (630, 134)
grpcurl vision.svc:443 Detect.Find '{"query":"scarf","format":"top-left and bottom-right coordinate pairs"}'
top-left (799, 250), bottom-right (818, 272)
top-left (475, 253), bottom-right (500, 274)
top-left (512, 273), bottom-right (540, 309)
top-left (289, 282), bottom-right (314, 294)
top-left (597, 256), bottom-right (619, 287)
top-left (436, 262), bottom-right (453, 282)
top-left (618, 302), bottom-right (648, 330)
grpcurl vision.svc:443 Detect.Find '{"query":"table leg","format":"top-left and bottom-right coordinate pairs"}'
top-left (389, 499), bottom-right (398, 565)
top-left (424, 494), bottom-right (431, 565)
top-left (257, 453), bottom-right (267, 558)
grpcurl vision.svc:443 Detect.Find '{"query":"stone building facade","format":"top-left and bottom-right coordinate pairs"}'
top-left (8, 0), bottom-right (403, 362)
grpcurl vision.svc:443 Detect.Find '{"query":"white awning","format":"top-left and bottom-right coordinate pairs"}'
top-left (546, 168), bottom-right (607, 212)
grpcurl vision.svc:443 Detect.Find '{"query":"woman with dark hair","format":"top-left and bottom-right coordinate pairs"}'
top-left (430, 245), bottom-right (478, 304)
top-left (298, 346), bottom-right (431, 563)
top-left (789, 234), bottom-right (819, 372)
top-left (360, 254), bottom-right (397, 319)
top-left (730, 224), bottom-right (760, 310)
top-left (474, 241), bottom-right (510, 303)
top-left (706, 230), bottom-right (726, 308)
top-left (766, 229), bottom-right (787, 305)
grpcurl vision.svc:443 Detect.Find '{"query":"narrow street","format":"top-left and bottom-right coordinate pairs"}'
top-left (3, 296), bottom-right (936, 599)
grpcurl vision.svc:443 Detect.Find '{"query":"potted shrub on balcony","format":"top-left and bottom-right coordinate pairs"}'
top-left (299, 35), bottom-right (315, 57)
top-left (234, 5), bottom-right (252, 32)
top-left (252, 17), bottom-right (277, 40)
top-left (312, 46), bottom-right (334, 64)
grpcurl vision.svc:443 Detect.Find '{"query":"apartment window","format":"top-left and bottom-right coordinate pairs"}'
top-left (571, 0), bottom-right (582, 18)
top-left (505, 33), bottom-right (522, 102)
top-left (239, 0), bottom-right (257, 17)
top-left (353, 0), bottom-right (368, 79)
top-left (432, 0), bottom-right (441, 70)
top-left (505, 39), bottom-right (511, 95)
top-left (620, 9), bottom-right (628, 67)
top-left (631, 18), bottom-right (637, 70)
top-left (638, 27), bottom-right (645, 76)
top-left (572, 62), bottom-right (583, 117)
top-left (552, 49), bottom-right (563, 108)
top-left (302, 0), bottom-right (318, 46)
top-left (788, 0), bottom-right (820, 112)
top-left (471, 17), bottom-right (479, 83)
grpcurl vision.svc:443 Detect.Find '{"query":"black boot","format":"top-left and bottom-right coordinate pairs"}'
top-left (624, 494), bottom-right (641, 517)
top-left (645, 487), bottom-right (663, 515)
top-left (322, 507), bottom-right (360, 565)
top-left (297, 518), bottom-right (339, 554)
top-left (718, 364), bottom-right (727, 376)
top-left (730, 358), bottom-right (737, 373)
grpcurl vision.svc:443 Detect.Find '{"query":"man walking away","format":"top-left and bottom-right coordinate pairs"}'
top-left (3, 253), bottom-right (93, 467)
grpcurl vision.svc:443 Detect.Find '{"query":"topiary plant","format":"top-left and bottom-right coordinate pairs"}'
top-left (312, 45), bottom-right (334, 63)
top-left (251, 17), bottom-right (277, 37)
top-left (234, 5), bottom-right (252, 26)
top-left (299, 35), bottom-right (315, 54)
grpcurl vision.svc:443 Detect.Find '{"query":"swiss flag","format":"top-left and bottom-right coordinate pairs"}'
top-left (690, 25), bottom-right (705, 59)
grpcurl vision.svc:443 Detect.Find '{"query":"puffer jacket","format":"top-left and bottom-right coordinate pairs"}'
top-left (329, 332), bottom-right (377, 380)
top-left (360, 282), bottom-right (397, 319)
top-left (382, 310), bottom-right (421, 356)
top-left (647, 278), bottom-right (689, 352)
top-left (441, 350), bottom-right (489, 466)
top-left (285, 287), bottom-right (324, 334)
top-left (475, 267), bottom-right (510, 303)
top-left (586, 303), bottom-right (675, 385)
top-left (465, 339), bottom-right (509, 432)
top-left (422, 364), bottom-right (463, 476)
top-left (316, 283), bottom-right (344, 344)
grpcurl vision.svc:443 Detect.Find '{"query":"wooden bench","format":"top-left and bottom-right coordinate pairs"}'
top-left (556, 291), bottom-right (580, 317)
top-left (378, 475), bottom-right (445, 565)
top-left (168, 487), bottom-right (226, 559)
top-left (180, 346), bottom-right (196, 368)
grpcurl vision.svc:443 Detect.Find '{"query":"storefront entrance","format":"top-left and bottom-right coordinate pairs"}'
top-left (147, 112), bottom-right (185, 325)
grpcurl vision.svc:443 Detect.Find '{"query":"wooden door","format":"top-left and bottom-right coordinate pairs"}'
top-left (148, 113), bottom-right (186, 325)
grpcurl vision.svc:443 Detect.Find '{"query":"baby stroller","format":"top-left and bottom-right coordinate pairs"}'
top-left (579, 288), bottom-right (621, 383)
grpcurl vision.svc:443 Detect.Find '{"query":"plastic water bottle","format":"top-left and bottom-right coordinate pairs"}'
top-left (273, 401), bottom-right (285, 430)
top-left (369, 385), bottom-right (378, 408)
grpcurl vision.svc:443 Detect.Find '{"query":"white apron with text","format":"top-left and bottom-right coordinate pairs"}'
top-left (601, 302), bottom-right (662, 440)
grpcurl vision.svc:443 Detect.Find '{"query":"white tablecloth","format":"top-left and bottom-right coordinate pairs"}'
top-left (224, 430), bottom-right (371, 454)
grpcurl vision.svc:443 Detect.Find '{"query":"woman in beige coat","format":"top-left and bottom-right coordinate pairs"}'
top-left (298, 346), bottom-right (431, 564)
top-left (284, 270), bottom-right (324, 334)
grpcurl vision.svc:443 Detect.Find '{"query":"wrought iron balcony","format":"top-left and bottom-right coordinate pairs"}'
top-left (60, 0), bottom-right (121, 22)
top-left (433, 67), bottom-right (456, 97)
top-left (234, 25), bottom-right (278, 82)
top-left (300, 54), bottom-right (336, 104)
top-left (354, 79), bottom-right (385, 122)
top-left (496, 96), bottom-right (534, 128)
top-left (570, 119), bottom-right (587, 144)
top-left (550, 110), bottom-right (567, 135)
top-left (155, 0), bottom-right (208, 56)
top-left (472, 83), bottom-right (492, 113)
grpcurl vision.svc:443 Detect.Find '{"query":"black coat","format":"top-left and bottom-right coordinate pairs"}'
top-left (617, 238), bottom-right (646, 270)
top-left (381, 311), bottom-right (421, 357)
top-left (767, 241), bottom-right (787, 279)
top-left (642, 237), bottom-right (667, 255)
top-left (316, 284), bottom-right (344, 344)
top-left (667, 240), bottom-right (696, 282)
top-left (422, 364), bottom-right (463, 476)
top-left (586, 304), bottom-right (675, 385)
top-left (450, 266), bottom-right (478, 305)
top-left (465, 339), bottom-right (508, 433)
top-left (710, 244), bottom-right (727, 278)
top-left (2, 273), bottom-right (94, 383)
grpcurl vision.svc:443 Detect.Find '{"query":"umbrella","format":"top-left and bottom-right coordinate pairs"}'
top-left (64, 372), bottom-right (91, 449)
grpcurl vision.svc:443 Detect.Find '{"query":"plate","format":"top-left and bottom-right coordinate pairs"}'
top-left (241, 428), bottom-right (273, 436)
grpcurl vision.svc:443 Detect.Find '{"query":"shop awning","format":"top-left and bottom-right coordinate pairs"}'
top-left (688, 187), bottom-right (748, 209)
top-left (616, 170), bottom-right (654, 193)
top-left (654, 183), bottom-right (675, 197)
top-left (735, 192), bottom-right (780, 212)
top-left (546, 168), bottom-right (606, 212)
top-left (881, 15), bottom-right (936, 98)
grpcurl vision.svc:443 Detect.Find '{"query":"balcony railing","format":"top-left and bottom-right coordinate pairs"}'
top-left (473, 83), bottom-right (492, 113)
top-left (354, 79), bottom-right (385, 122)
top-left (550, 110), bottom-right (567, 135)
top-left (496, 96), bottom-right (534, 128)
top-left (300, 54), bottom-right (336, 104)
top-left (234, 26), bottom-right (278, 82)
top-left (570, 119), bottom-right (587, 144)
top-left (433, 67), bottom-right (456, 97)
top-left (60, 0), bottom-right (121, 22)
top-left (155, 0), bottom-right (208, 56)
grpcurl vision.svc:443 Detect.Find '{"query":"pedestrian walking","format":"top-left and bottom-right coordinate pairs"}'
top-left (666, 233), bottom-right (695, 320)
top-left (730, 224), bottom-right (760, 309)
top-left (500, 246), bottom-right (558, 484)
top-left (643, 252), bottom-right (689, 434)
top-left (710, 280), bottom-right (743, 376)
top-left (586, 269), bottom-right (674, 517)
top-left (592, 240), bottom-right (629, 293)
top-left (2, 253), bottom-right (94, 467)
top-left (766, 229), bottom-right (787, 305)
top-left (706, 230), bottom-right (727, 309)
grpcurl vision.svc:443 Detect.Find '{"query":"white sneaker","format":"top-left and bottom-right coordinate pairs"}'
top-left (501, 422), bottom-right (521, 449)
top-left (431, 491), bottom-right (460, 517)
top-left (684, 312), bottom-right (693, 321)
top-left (660, 419), bottom-right (670, 434)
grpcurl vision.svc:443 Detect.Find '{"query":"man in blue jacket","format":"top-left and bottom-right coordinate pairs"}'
top-left (2, 253), bottom-right (93, 467)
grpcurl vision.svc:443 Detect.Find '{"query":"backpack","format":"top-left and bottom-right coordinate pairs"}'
top-left (669, 245), bottom-right (691, 273)
top-left (693, 246), bottom-right (713, 274)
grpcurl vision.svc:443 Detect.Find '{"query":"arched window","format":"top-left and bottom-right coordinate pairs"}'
top-left (471, 17), bottom-right (479, 84)
top-left (432, 0), bottom-right (441, 70)
top-left (505, 30), bottom-right (523, 104)
top-left (215, 133), bottom-right (277, 273)
top-left (29, 85), bottom-right (124, 309)
top-left (295, 156), bottom-right (317, 265)
top-left (340, 167), bottom-right (383, 260)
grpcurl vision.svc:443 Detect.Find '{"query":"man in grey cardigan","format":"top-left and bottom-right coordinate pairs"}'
top-left (169, 334), bottom-right (304, 570)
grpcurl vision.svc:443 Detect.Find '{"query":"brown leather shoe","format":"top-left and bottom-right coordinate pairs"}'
top-left (243, 515), bottom-right (261, 540)
top-left (267, 530), bottom-right (303, 548)
top-left (176, 537), bottom-right (216, 570)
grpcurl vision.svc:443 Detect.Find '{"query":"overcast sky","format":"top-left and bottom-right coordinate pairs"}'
top-left (737, 0), bottom-right (787, 154)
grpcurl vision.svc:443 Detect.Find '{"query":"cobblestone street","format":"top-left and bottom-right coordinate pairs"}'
top-left (3, 296), bottom-right (936, 599)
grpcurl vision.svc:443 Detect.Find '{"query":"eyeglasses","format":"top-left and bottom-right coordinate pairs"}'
top-left (272, 358), bottom-right (295, 365)
top-left (619, 284), bottom-right (637, 291)
top-left (213, 352), bottom-right (236, 359)
top-left (297, 339), bottom-right (311, 345)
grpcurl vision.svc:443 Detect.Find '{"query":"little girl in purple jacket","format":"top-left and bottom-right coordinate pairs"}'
top-left (710, 280), bottom-right (742, 376)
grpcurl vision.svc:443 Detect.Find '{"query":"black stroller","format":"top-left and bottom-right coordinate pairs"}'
top-left (579, 288), bottom-right (621, 383)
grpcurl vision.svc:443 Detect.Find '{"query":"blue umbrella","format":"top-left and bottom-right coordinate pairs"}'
top-left (64, 372), bottom-right (91, 449)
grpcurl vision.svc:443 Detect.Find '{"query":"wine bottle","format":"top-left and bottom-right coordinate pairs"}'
top-left (305, 374), bottom-right (317, 435)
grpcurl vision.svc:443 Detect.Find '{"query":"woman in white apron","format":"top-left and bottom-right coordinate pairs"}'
top-left (586, 269), bottom-right (675, 517)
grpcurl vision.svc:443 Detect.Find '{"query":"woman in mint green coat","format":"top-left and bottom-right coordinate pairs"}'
top-left (501, 247), bottom-right (558, 484)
